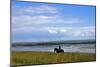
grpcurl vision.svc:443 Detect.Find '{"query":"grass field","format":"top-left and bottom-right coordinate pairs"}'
top-left (11, 51), bottom-right (96, 66)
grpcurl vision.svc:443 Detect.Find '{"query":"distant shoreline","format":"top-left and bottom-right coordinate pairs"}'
top-left (12, 39), bottom-right (96, 47)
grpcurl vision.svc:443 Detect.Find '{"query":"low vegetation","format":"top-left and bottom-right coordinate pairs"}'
top-left (11, 51), bottom-right (96, 66)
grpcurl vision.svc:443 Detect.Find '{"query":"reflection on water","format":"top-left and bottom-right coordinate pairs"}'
top-left (11, 44), bottom-right (96, 53)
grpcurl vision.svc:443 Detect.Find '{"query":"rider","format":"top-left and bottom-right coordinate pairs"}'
top-left (59, 45), bottom-right (61, 50)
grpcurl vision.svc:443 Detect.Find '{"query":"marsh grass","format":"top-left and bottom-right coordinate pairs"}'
top-left (11, 51), bottom-right (96, 66)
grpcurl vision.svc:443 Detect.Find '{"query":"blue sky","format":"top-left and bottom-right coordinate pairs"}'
top-left (12, 0), bottom-right (96, 42)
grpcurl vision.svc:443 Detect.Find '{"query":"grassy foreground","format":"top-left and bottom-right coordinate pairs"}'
top-left (11, 51), bottom-right (96, 66)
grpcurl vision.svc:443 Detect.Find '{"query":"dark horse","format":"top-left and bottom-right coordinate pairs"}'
top-left (54, 46), bottom-right (64, 53)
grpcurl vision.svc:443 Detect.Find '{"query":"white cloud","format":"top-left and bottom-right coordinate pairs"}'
top-left (12, 15), bottom-right (82, 31)
top-left (65, 26), bottom-right (95, 37)
top-left (42, 26), bottom-right (95, 37)
top-left (12, 15), bottom-right (60, 31)
top-left (59, 29), bottom-right (67, 33)
top-left (48, 30), bottom-right (58, 34)
top-left (12, 5), bottom-right (59, 16)
top-left (34, 5), bottom-right (58, 13)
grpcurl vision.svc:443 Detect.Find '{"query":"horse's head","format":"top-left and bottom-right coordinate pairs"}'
top-left (54, 48), bottom-right (58, 51)
top-left (54, 48), bottom-right (58, 53)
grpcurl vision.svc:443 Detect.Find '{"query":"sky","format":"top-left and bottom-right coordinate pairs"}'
top-left (12, 0), bottom-right (96, 42)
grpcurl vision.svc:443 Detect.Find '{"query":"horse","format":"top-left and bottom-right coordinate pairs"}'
top-left (54, 48), bottom-right (64, 53)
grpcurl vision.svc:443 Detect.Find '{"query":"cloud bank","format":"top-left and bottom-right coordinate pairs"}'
top-left (12, 2), bottom-right (95, 42)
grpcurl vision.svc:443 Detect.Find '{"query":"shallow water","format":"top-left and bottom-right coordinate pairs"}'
top-left (11, 44), bottom-right (96, 53)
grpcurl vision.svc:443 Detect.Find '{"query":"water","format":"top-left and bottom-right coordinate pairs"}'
top-left (11, 44), bottom-right (96, 53)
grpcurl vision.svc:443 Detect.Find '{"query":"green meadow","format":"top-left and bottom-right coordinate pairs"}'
top-left (11, 51), bottom-right (96, 66)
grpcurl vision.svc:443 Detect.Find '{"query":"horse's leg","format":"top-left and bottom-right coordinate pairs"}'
top-left (54, 50), bottom-right (57, 53)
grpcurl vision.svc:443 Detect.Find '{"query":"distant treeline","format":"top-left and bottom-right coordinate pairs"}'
top-left (12, 39), bottom-right (96, 47)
